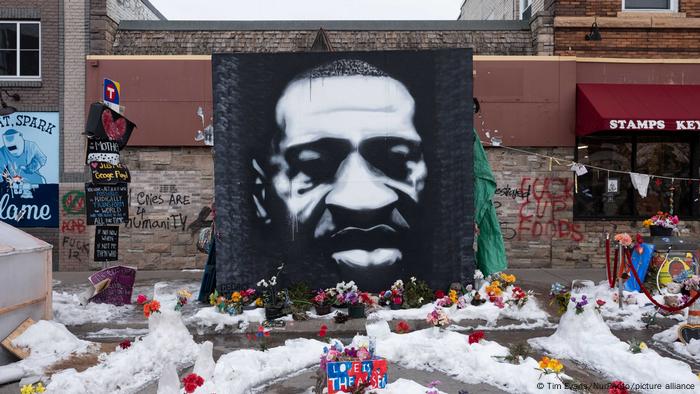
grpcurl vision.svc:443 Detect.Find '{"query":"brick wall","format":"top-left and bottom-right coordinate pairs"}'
top-left (555, 27), bottom-right (700, 57)
top-left (0, 1), bottom-right (59, 109)
top-left (112, 29), bottom-right (535, 55)
top-left (488, 147), bottom-right (700, 268)
top-left (460, 0), bottom-right (518, 20)
top-left (90, 0), bottom-right (160, 55)
top-left (554, 0), bottom-right (700, 17)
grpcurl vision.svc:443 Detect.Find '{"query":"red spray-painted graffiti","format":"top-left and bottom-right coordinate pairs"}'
top-left (517, 177), bottom-right (584, 242)
top-left (61, 218), bottom-right (86, 234)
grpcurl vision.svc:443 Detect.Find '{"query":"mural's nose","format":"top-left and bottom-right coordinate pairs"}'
top-left (326, 152), bottom-right (398, 211)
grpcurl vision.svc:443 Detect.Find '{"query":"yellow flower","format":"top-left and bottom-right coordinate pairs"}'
top-left (20, 384), bottom-right (34, 394)
top-left (639, 342), bottom-right (648, 351)
top-left (35, 383), bottom-right (45, 393)
top-left (538, 356), bottom-right (550, 369)
top-left (231, 292), bottom-right (242, 302)
top-left (486, 281), bottom-right (503, 297)
top-left (499, 273), bottom-right (516, 284)
top-left (255, 297), bottom-right (264, 307)
top-left (643, 219), bottom-right (652, 228)
top-left (449, 289), bottom-right (458, 304)
top-left (177, 289), bottom-right (192, 299)
top-left (547, 359), bottom-right (563, 373)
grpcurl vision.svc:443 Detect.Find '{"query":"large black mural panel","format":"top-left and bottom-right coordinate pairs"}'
top-left (213, 49), bottom-right (474, 292)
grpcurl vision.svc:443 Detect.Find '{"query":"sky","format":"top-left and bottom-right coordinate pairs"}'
top-left (148, 0), bottom-right (464, 20)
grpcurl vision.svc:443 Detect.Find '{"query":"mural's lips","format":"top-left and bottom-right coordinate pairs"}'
top-left (328, 224), bottom-right (400, 253)
top-left (7, 145), bottom-right (16, 151)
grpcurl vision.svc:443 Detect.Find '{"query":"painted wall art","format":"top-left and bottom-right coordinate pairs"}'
top-left (213, 49), bottom-right (474, 291)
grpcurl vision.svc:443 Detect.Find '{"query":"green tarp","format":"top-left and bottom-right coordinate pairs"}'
top-left (473, 130), bottom-right (507, 276)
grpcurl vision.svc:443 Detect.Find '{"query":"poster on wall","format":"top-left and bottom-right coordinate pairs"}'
top-left (0, 112), bottom-right (59, 227)
top-left (94, 225), bottom-right (119, 262)
top-left (213, 49), bottom-right (474, 291)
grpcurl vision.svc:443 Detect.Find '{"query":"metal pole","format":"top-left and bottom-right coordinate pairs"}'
top-left (617, 242), bottom-right (624, 309)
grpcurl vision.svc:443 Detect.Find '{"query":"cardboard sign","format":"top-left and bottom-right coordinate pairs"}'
top-left (1, 318), bottom-right (35, 359)
top-left (94, 225), bottom-right (119, 262)
top-left (88, 265), bottom-right (136, 306)
top-left (89, 161), bottom-right (130, 184)
top-left (103, 78), bottom-right (121, 113)
top-left (85, 103), bottom-right (136, 150)
top-left (327, 358), bottom-right (387, 394)
top-left (85, 183), bottom-right (128, 225)
top-left (86, 139), bottom-right (120, 165)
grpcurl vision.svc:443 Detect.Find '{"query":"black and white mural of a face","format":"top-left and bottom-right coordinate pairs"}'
top-left (214, 50), bottom-right (474, 292)
top-left (266, 61), bottom-right (427, 273)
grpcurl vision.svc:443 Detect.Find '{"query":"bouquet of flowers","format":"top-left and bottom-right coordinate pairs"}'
top-left (643, 211), bottom-right (679, 229)
top-left (320, 340), bottom-right (376, 370)
top-left (549, 282), bottom-right (571, 315)
top-left (627, 339), bottom-right (648, 354)
top-left (175, 289), bottom-right (192, 312)
top-left (257, 263), bottom-right (285, 308)
top-left (404, 276), bottom-right (434, 308)
top-left (426, 307), bottom-right (450, 328)
top-left (240, 288), bottom-right (257, 306)
top-left (536, 356), bottom-right (564, 377)
top-left (379, 279), bottom-right (404, 308)
top-left (508, 286), bottom-right (531, 308)
top-left (614, 233), bottom-right (633, 247)
top-left (333, 281), bottom-right (358, 306)
top-left (313, 288), bottom-right (332, 306)
top-left (499, 273), bottom-right (517, 288)
top-left (570, 295), bottom-right (588, 314)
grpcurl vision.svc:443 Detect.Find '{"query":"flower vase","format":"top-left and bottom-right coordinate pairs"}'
top-left (390, 303), bottom-right (402, 310)
top-left (264, 305), bottom-right (285, 320)
top-left (315, 304), bottom-right (331, 316)
top-left (348, 303), bottom-right (366, 319)
top-left (650, 225), bottom-right (673, 237)
top-left (242, 303), bottom-right (257, 311)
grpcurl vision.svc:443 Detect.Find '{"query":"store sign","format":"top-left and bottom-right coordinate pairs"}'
top-left (0, 112), bottom-right (59, 227)
top-left (609, 119), bottom-right (700, 131)
top-left (103, 78), bottom-right (121, 113)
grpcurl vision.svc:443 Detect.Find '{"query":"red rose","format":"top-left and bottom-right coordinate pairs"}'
top-left (184, 382), bottom-right (197, 393)
top-left (118, 339), bottom-right (131, 350)
top-left (597, 299), bottom-right (606, 307)
top-left (468, 330), bottom-right (485, 345)
top-left (319, 324), bottom-right (328, 337)
top-left (435, 290), bottom-right (445, 299)
top-left (395, 320), bottom-right (411, 333)
top-left (182, 373), bottom-right (204, 393)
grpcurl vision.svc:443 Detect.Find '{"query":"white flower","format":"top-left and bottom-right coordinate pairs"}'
top-left (418, 297), bottom-right (424, 303)
top-left (277, 264), bottom-right (284, 270)
top-left (270, 276), bottom-right (277, 286)
top-left (474, 270), bottom-right (484, 280)
top-left (256, 279), bottom-right (266, 287)
top-left (410, 276), bottom-right (417, 283)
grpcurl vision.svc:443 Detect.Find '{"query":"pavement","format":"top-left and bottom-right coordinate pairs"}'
top-left (0, 268), bottom-right (689, 394)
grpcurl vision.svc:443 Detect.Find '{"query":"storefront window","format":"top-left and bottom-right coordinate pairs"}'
top-left (574, 133), bottom-right (697, 219)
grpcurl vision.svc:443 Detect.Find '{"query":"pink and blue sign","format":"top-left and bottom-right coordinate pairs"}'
top-left (326, 358), bottom-right (387, 394)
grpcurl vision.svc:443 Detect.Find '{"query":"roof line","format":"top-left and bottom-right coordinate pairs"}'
top-left (117, 19), bottom-right (530, 31)
top-left (139, 0), bottom-right (167, 21)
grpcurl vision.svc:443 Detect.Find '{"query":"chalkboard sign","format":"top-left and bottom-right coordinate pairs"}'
top-left (88, 265), bottom-right (136, 306)
top-left (89, 162), bottom-right (131, 184)
top-left (94, 225), bottom-right (119, 262)
top-left (85, 183), bottom-right (129, 225)
top-left (86, 139), bottom-right (120, 165)
top-left (85, 103), bottom-right (136, 150)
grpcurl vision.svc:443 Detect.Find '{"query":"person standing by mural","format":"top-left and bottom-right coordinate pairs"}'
top-left (0, 128), bottom-right (47, 186)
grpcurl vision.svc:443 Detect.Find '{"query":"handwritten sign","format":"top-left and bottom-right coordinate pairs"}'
top-left (88, 265), bottom-right (136, 306)
top-left (90, 162), bottom-right (131, 184)
top-left (86, 139), bottom-right (120, 165)
top-left (327, 359), bottom-right (387, 394)
top-left (85, 103), bottom-right (136, 149)
top-left (85, 183), bottom-right (128, 225)
top-left (94, 225), bottom-right (119, 262)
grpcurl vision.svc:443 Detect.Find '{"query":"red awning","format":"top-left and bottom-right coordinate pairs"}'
top-left (576, 83), bottom-right (700, 136)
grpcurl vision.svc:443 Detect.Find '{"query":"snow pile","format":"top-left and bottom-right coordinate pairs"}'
top-left (653, 323), bottom-right (700, 363)
top-left (213, 338), bottom-right (326, 394)
top-left (369, 293), bottom-right (549, 327)
top-left (47, 309), bottom-right (200, 393)
top-left (530, 299), bottom-right (698, 393)
top-left (367, 328), bottom-right (568, 393)
top-left (12, 320), bottom-right (96, 375)
top-left (582, 281), bottom-right (683, 330)
top-left (52, 291), bottom-right (134, 325)
top-left (84, 327), bottom-right (149, 339)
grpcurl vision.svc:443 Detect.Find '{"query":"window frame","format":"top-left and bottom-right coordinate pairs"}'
top-left (622, 0), bottom-right (678, 12)
top-left (573, 132), bottom-right (699, 221)
top-left (520, 0), bottom-right (532, 20)
top-left (0, 20), bottom-right (41, 81)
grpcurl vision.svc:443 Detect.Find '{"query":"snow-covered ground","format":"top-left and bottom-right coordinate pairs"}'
top-left (530, 296), bottom-right (698, 394)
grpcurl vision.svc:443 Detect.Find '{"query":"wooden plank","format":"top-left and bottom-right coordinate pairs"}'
top-left (1, 318), bottom-right (35, 359)
top-left (0, 296), bottom-right (46, 316)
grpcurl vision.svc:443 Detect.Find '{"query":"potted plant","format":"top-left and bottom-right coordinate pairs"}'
top-left (288, 282), bottom-right (313, 320)
top-left (240, 288), bottom-right (257, 311)
top-left (313, 288), bottom-right (332, 316)
top-left (345, 290), bottom-right (373, 319)
top-left (404, 276), bottom-right (434, 308)
top-left (332, 281), bottom-right (357, 309)
top-left (386, 279), bottom-right (404, 310)
top-left (643, 211), bottom-right (678, 236)
top-left (257, 263), bottom-right (286, 320)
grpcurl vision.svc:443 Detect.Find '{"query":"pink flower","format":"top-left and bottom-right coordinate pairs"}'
top-left (136, 294), bottom-right (148, 305)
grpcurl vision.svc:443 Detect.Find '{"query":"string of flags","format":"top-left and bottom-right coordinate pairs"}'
top-left (481, 138), bottom-right (697, 199)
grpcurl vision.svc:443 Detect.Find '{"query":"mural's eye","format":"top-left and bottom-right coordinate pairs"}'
top-left (359, 137), bottom-right (421, 181)
top-left (285, 138), bottom-right (352, 184)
